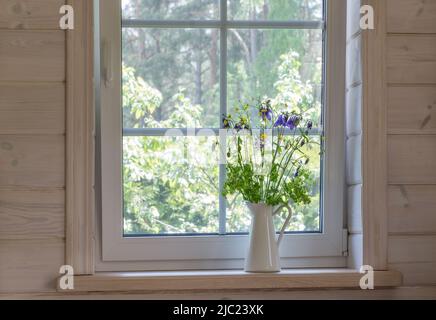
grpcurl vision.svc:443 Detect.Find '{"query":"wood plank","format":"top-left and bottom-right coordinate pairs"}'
top-left (0, 30), bottom-right (65, 82)
top-left (389, 235), bottom-right (436, 263)
top-left (0, 239), bottom-right (64, 293)
top-left (388, 135), bottom-right (436, 184)
top-left (388, 86), bottom-right (436, 134)
top-left (0, 0), bottom-right (65, 29)
top-left (4, 286), bottom-right (436, 300)
top-left (65, 0), bottom-right (95, 275)
top-left (0, 189), bottom-right (64, 240)
top-left (361, 0), bottom-right (388, 270)
top-left (387, 0), bottom-right (436, 34)
top-left (389, 262), bottom-right (436, 286)
top-left (387, 35), bottom-right (436, 84)
top-left (69, 270), bottom-right (402, 293)
top-left (388, 185), bottom-right (436, 234)
top-left (0, 83), bottom-right (65, 134)
top-left (0, 135), bottom-right (65, 188)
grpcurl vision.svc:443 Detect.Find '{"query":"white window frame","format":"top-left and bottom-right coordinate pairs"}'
top-left (97, 0), bottom-right (346, 271)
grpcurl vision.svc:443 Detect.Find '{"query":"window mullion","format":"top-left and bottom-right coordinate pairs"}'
top-left (218, 0), bottom-right (228, 235)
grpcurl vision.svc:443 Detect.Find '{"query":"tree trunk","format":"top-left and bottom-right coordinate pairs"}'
top-left (249, 5), bottom-right (257, 63)
top-left (195, 49), bottom-right (202, 105)
top-left (209, 29), bottom-right (218, 87)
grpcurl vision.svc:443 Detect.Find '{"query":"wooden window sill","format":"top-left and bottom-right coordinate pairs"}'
top-left (66, 269), bottom-right (402, 293)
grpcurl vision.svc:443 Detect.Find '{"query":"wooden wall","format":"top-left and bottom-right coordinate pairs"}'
top-left (1, 0), bottom-right (436, 294)
top-left (385, 0), bottom-right (436, 285)
top-left (0, 0), bottom-right (66, 293)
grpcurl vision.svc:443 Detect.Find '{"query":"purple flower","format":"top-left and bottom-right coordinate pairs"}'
top-left (274, 114), bottom-right (287, 127)
top-left (286, 115), bottom-right (300, 130)
top-left (307, 121), bottom-right (313, 130)
top-left (294, 167), bottom-right (301, 177)
top-left (259, 107), bottom-right (273, 121)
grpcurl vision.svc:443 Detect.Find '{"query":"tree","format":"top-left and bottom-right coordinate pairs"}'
top-left (121, 0), bottom-right (324, 234)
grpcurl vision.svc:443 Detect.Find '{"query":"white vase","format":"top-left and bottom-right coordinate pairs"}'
top-left (244, 202), bottom-right (293, 273)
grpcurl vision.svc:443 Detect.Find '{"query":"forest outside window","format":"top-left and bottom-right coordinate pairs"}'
top-left (99, 0), bottom-right (346, 269)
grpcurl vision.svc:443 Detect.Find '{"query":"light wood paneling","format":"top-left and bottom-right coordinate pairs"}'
top-left (0, 0), bottom-right (65, 29)
top-left (65, 0), bottom-right (95, 275)
top-left (0, 239), bottom-right (64, 293)
top-left (361, 0), bottom-right (388, 270)
top-left (0, 30), bottom-right (65, 82)
top-left (390, 262), bottom-right (436, 286)
top-left (387, 0), bottom-right (436, 34)
top-left (388, 135), bottom-right (436, 184)
top-left (4, 286), bottom-right (436, 300)
top-left (388, 86), bottom-right (436, 134)
top-left (388, 185), bottom-right (436, 234)
top-left (0, 135), bottom-right (65, 188)
top-left (69, 270), bottom-right (402, 293)
top-left (389, 235), bottom-right (436, 263)
top-left (0, 189), bottom-right (64, 240)
top-left (0, 83), bottom-right (65, 134)
top-left (386, 0), bottom-right (436, 287)
top-left (387, 35), bottom-right (436, 84)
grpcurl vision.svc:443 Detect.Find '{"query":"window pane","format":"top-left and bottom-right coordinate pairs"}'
top-left (227, 28), bottom-right (323, 125)
top-left (227, 136), bottom-right (321, 233)
top-left (122, 28), bottom-right (220, 129)
top-left (123, 136), bottom-right (220, 235)
top-left (122, 0), bottom-right (220, 20)
top-left (228, 0), bottom-right (323, 21)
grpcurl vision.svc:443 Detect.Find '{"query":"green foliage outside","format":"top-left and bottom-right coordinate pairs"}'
top-left (121, 0), bottom-right (324, 235)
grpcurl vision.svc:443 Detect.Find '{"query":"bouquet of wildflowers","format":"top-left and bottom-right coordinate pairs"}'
top-left (222, 99), bottom-right (320, 207)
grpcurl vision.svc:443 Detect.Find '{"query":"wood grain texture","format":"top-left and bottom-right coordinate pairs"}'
top-left (0, 189), bottom-right (64, 240)
top-left (389, 235), bottom-right (436, 263)
top-left (0, 83), bottom-right (65, 134)
top-left (69, 270), bottom-right (402, 293)
top-left (0, 135), bottom-right (65, 188)
top-left (389, 262), bottom-right (436, 286)
top-left (0, 239), bottom-right (64, 293)
top-left (388, 86), bottom-right (436, 134)
top-left (387, 35), bottom-right (436, 84)
top-left (0, 0), bottom-right (65, 29)
top-left (387, 0), bottom-right (436, 34)
top-left (388, 135), bottom-right (436, 184)
top-left (388, 185), bottom-right (436, 235)
top-left (4, 286), bottom-right (436, 300)
top-left (361, 0), bottom-right (388, 270)
top-left (65, 0), bottom-right (95, 275)
top-left (0, 30), bottom-right (65, 82)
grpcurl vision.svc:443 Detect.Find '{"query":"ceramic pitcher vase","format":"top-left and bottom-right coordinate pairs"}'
top-left (244, 202), bottom-right (293, 273)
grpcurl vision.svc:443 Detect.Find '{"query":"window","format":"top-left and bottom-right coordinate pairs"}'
top-left (98, 0), bottom-right (346, 270)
